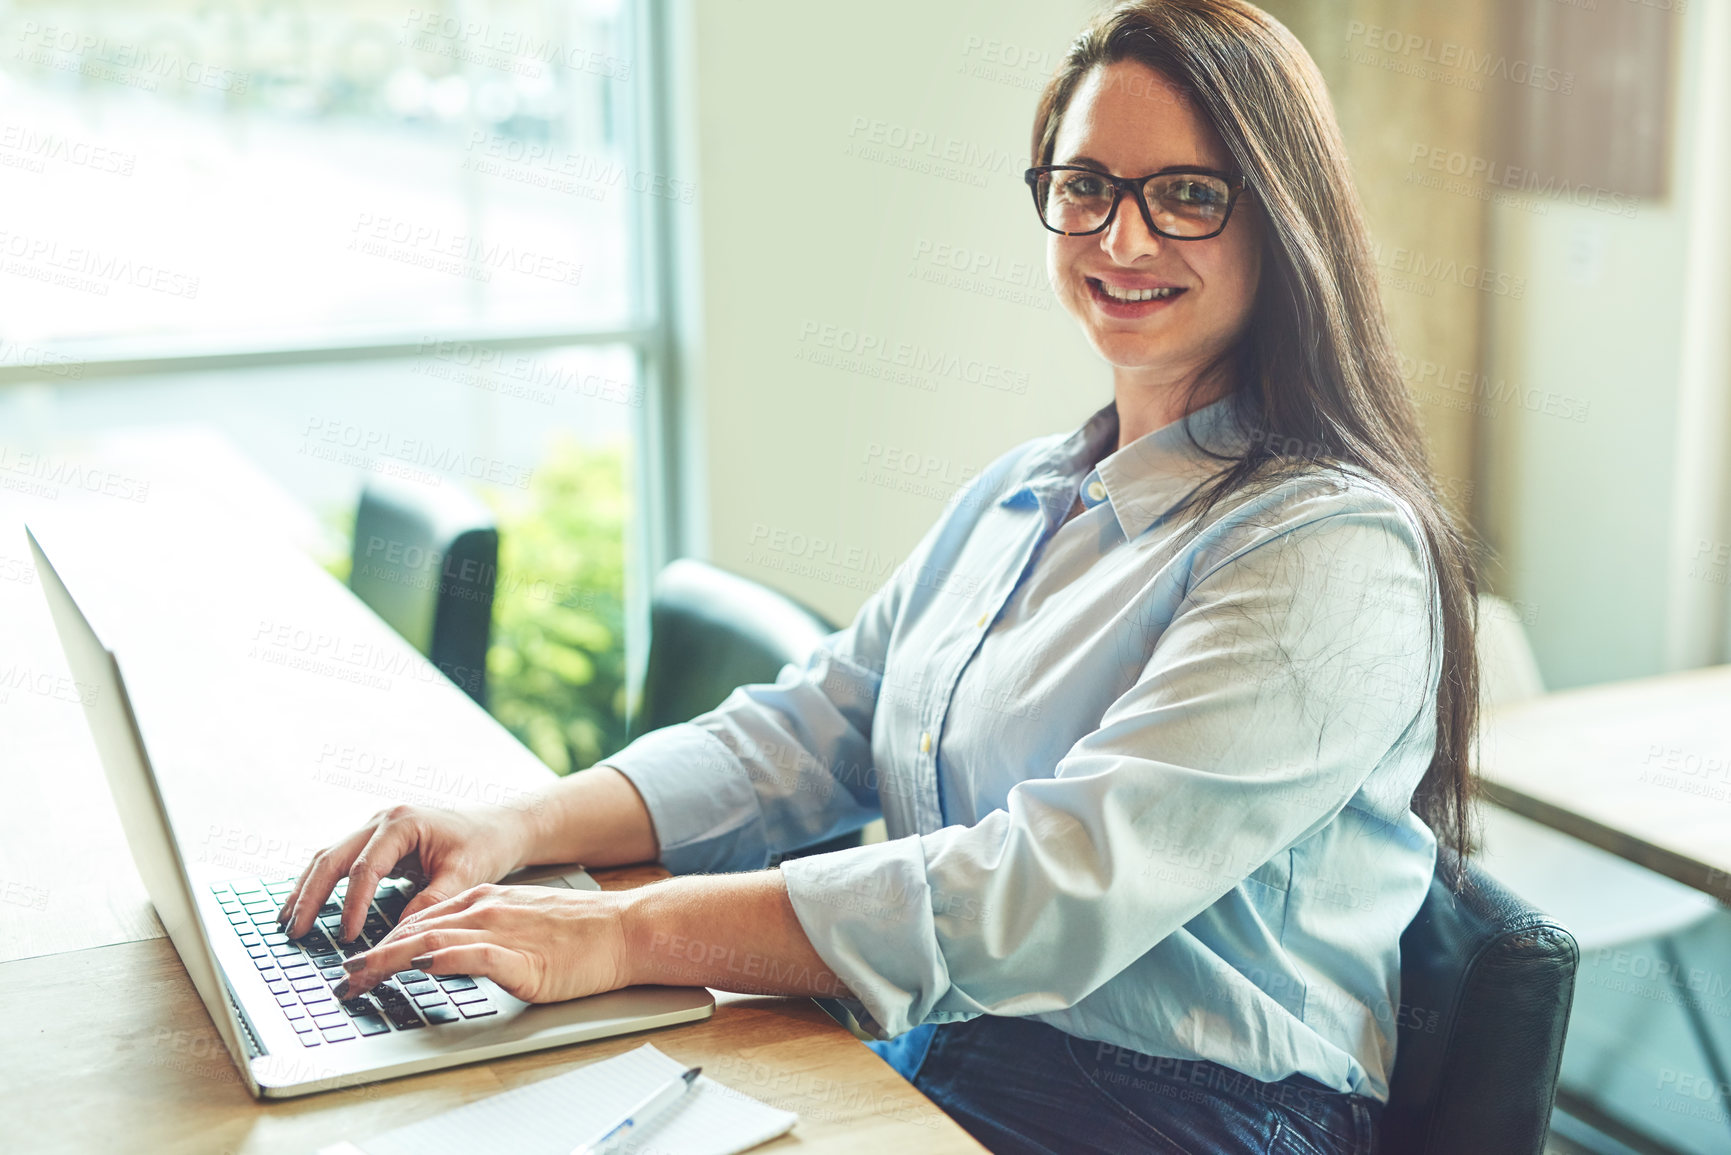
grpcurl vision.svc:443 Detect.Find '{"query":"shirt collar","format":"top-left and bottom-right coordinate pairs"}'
top-left (1004, 393), bottom-right (1248, 539)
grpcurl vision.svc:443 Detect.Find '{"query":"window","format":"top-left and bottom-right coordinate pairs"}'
top-left (0, 0), bottom-right (675, 774)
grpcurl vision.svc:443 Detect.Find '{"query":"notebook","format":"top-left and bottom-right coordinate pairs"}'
top-left (319, 1044), bottom-right (798, 1155)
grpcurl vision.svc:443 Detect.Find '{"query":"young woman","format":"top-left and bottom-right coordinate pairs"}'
top-left (281, 2), bottom-right (1478, 1151)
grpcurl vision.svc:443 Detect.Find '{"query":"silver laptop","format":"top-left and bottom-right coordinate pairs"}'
top-left (26, 526), bottom-right (713, 1099)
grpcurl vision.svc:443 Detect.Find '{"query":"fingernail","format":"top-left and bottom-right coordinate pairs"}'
top-left (333, 979), bottom-right (352, 999)
top-left (342, 955), bottom-right (368, 972)
top-left (410, 954), bottom-right (433, 969)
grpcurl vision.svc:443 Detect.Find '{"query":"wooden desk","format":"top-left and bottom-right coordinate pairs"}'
top-left (0, 433), bottom-right (983, 1153)
top-left (0, 868), bottom-right (980, 1155)
top-left (1477, 664), bottom-right (1731, 902)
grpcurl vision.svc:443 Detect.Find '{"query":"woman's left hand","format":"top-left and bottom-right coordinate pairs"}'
top-left (334, 883), bottom-right (631, 1004)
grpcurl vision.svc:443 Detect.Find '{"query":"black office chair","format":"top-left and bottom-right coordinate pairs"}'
top-left (349, 477), bottom-right (497, 707)
top-left (1383, 848), bottom-right (1579, 1154)
top-left (632, 558), bottom-right (861, 857)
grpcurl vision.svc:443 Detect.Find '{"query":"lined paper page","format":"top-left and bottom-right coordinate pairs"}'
top-left (321, 1045), bottom-right (797, 1155)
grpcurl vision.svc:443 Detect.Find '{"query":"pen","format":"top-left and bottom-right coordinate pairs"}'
top-left (569, 1065), bottom-right (703, 1155)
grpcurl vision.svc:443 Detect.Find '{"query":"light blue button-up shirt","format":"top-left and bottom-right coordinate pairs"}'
top-left (609, 394), bottom-right (1441, 1100)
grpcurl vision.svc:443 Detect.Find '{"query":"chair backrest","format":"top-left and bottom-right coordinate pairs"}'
top-left (631, 558), bottom-right (836, 739)
top-left (633, 559), bottom-right (858, 859)
top-left (1383, 849), bottom-right (1579, 1154)
top-left (350, 477), bottom-right (497, 706)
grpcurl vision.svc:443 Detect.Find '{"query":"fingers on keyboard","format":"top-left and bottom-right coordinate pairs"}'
top-left (216, 878), bottom-right (494, 1041)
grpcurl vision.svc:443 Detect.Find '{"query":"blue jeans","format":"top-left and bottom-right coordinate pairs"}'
top-left (869, 1016), bottom-right (1380, 1155)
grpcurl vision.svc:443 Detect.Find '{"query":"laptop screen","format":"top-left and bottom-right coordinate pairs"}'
top-left (25, 525), bottom-right (256, 1084)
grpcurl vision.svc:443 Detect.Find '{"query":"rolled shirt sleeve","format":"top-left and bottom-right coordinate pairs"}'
top-left (780, 486), bottom-right (1439, 1039)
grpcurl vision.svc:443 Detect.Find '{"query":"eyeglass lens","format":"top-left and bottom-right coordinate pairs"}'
top-left (1036, 170), bottom-right (1232, 237)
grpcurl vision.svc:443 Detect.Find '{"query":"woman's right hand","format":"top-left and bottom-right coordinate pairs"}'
top-left (276, 803), bottom-right (538, 942)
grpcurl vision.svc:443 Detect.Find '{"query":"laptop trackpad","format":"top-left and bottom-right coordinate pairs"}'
top-left (500, 865), bottom-right (601, 892)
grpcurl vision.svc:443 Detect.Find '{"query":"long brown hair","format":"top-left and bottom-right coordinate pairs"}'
top-left (1033, 0), bottom-right (1479, 875)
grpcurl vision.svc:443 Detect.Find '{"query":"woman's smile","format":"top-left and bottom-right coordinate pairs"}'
top-left (1084, 274), bottom-right (1190, 319)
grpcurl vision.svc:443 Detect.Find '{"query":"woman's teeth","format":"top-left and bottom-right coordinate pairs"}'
top-left (1097, 282), bottom-right (1182, 302)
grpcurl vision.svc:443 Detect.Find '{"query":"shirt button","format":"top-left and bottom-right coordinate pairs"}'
top-left (1086, 480), bottom-right (1107, 503)
top-left (919, 731), bottom-right (931, 754)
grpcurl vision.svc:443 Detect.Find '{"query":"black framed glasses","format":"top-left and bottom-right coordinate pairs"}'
top-left (1025, 165), bottom-right (1249, 240)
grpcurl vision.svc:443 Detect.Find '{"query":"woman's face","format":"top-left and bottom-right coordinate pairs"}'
top-left (1046, 60), bottom-right (1262, 396)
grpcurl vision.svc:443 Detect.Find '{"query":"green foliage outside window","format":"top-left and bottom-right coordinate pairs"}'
top-left (482, 435), bottom-right (631, 776)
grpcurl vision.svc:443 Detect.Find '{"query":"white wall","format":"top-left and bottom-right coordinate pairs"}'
top-left (669, 0), bottom-right (1099, 624)
top-left (1478, 0), bottom-right (1731, 691)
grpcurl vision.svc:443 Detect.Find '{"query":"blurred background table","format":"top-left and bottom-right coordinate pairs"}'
top-left (1478, 664), bottom-right (1731, 903)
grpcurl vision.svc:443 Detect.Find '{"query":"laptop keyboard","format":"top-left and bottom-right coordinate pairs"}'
top-left (212, 876), bottom-right (498, 1048)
